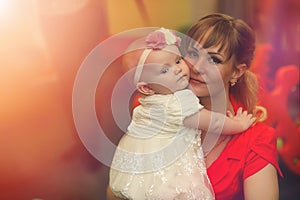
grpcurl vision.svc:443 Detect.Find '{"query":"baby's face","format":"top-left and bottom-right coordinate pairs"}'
top-left (141, 45), bottom-right (190, 94)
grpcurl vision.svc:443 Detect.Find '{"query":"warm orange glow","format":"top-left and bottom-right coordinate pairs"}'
top-left (0, 0), bottom-right (14, 18)
top-left (0, 0), bottom-right (298, 199)
top-left (0, 0), bottom-right (108, 198)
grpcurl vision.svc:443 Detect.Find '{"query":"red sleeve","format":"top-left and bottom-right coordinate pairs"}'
top-left (243, 124), bottom-right (283, 179)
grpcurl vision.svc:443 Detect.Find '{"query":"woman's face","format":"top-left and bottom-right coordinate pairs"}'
top-left (184, 42), bottom-right (234, 98)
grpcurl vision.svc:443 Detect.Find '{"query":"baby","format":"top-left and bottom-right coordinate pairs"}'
top-left (109, 28), bottom-right (255, 200)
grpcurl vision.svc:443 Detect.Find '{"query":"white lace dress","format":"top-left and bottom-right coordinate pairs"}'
top-left (109, 89), bottom-right (215, 200)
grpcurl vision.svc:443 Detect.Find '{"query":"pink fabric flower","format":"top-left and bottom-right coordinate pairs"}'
top-left (145, 28), bottom-right (181, 50)
top-left (146, 31), bottom-right (167, 50)
top-left (175, 36), bottom-right (181, 47)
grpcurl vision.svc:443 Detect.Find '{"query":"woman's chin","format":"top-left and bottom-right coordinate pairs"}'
top-left (189, 83), bottom-right (208, 95)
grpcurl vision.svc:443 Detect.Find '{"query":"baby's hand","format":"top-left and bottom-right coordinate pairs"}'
top-left (226, 107), bottom-right (256, 131)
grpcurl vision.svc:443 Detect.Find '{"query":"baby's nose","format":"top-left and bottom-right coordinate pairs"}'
top-left (175, 66), bottom-right (182, 74)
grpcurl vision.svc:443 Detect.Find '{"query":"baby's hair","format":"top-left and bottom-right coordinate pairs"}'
top-left (121, 28), bottom-right (182, 85)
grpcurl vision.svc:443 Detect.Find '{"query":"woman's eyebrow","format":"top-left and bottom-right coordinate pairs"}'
top-left (208, 52), bottom-right (225, 59)
top-left (190, 44), bottom-right (225, 59)
top-left (191, 44), bottom-right (203, 51)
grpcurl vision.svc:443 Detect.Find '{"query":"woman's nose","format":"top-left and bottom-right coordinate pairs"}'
top-left (186, 49), bottom-right (210, 74)
top-left (185, 57), bottom-right (203, 74)
top-left (189, 61), bottom-right (205, 74)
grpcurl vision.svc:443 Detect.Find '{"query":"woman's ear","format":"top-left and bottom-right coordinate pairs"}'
top-left (230, 63), bottom-right (247, 86)
top-left (136, 82), bottom-right (155, 95)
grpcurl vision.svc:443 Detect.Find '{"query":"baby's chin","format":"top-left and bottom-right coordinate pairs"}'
top-left (178, 81), bottom-right (190, 92)
top-left (183, 78), bottom-right (190, 88)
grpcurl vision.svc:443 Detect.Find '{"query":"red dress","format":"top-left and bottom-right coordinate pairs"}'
top-left (207, 101), bottom-right (283, 199)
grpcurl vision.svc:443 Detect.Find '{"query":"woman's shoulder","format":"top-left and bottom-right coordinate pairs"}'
top-left (229, 122), bottom-right (282, 177)
top-left (230, 97), bottom-right (275, 142)
top-left (238, 122), bottom-right (276, 144)
top-left (227, 122), bottom-right (277, 160)
top-left (230, 122), bottom-right (276, 147)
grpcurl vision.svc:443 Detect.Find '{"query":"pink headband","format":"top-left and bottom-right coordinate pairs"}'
top-left (133, 28), bottom-right (181, 85)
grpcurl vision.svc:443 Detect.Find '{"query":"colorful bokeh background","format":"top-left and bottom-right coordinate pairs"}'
top-left (0, 0), bottom-right (299, 199)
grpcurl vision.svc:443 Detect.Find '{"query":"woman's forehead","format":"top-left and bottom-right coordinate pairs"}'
top-left (190, 41), bottom-right (222, 53)
top-left (189, 26), bottom-right (229, 52)
top-left (189, 39), bottom-right (229, 59)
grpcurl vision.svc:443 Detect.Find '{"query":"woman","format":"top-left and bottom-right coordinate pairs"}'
top-left (107, 13), bottom-right (282, 200)
top-left (183, 13), bottom-right (282, 199)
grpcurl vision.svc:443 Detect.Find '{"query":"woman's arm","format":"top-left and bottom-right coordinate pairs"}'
top-left (183, 107), bottom-right (256, 134)
top-left (244, 164), bottom-right (279, 200)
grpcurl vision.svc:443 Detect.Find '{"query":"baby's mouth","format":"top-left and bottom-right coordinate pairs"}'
top-left (178, 74), bottom-right (188, 82)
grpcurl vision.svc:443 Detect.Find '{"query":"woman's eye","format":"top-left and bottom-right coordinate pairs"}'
top-left (208, 56), bottom-right (222, 64)
top-left (161, 67), bottom-right (169, 74)
top-left (187, 50), bottom-right (199, 58)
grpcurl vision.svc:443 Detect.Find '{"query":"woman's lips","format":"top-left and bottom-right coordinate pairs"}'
top-left (190, 77), bottom-right (206, 84)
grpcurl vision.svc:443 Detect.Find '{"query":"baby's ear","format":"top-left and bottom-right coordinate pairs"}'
top-left (136, 82), bottom-right (155, 95)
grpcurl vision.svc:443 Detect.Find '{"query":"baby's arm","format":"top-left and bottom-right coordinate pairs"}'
top-left (183, 107), bottom-right (256, 135)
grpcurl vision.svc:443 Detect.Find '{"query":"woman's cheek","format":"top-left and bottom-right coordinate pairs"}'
top-left (189, 81), bottom-right (210, 97)
top-left (184, 57), bottom-right (195, 70)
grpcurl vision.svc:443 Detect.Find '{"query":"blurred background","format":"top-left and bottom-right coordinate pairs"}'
top-left (0, 0), bottom-right (299, 199)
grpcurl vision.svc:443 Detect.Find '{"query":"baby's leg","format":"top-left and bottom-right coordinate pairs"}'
top-left (106, 186), bottom-right (127, 200)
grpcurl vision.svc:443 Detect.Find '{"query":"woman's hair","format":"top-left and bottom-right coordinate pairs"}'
top-left (184, 13), bottom-right (262, 117)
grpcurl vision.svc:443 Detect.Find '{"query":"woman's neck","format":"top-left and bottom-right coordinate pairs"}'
top-left (200, 91), bottom-right (234, 114)
top-left (199, 91), bottom-right (234, 140)
top-left (200, 91), bottom-right (235, 167)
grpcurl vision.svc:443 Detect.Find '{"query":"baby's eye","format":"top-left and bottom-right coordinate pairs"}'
top-left (161, 67), bottom-right (169, 74)
top-left (175, 57), bottom-right (182, 64)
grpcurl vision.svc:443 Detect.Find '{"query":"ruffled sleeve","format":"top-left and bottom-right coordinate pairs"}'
top-left (174, 89), bottom-right (203, 118)
top-left (243, 123), bottom-right (283, 179)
